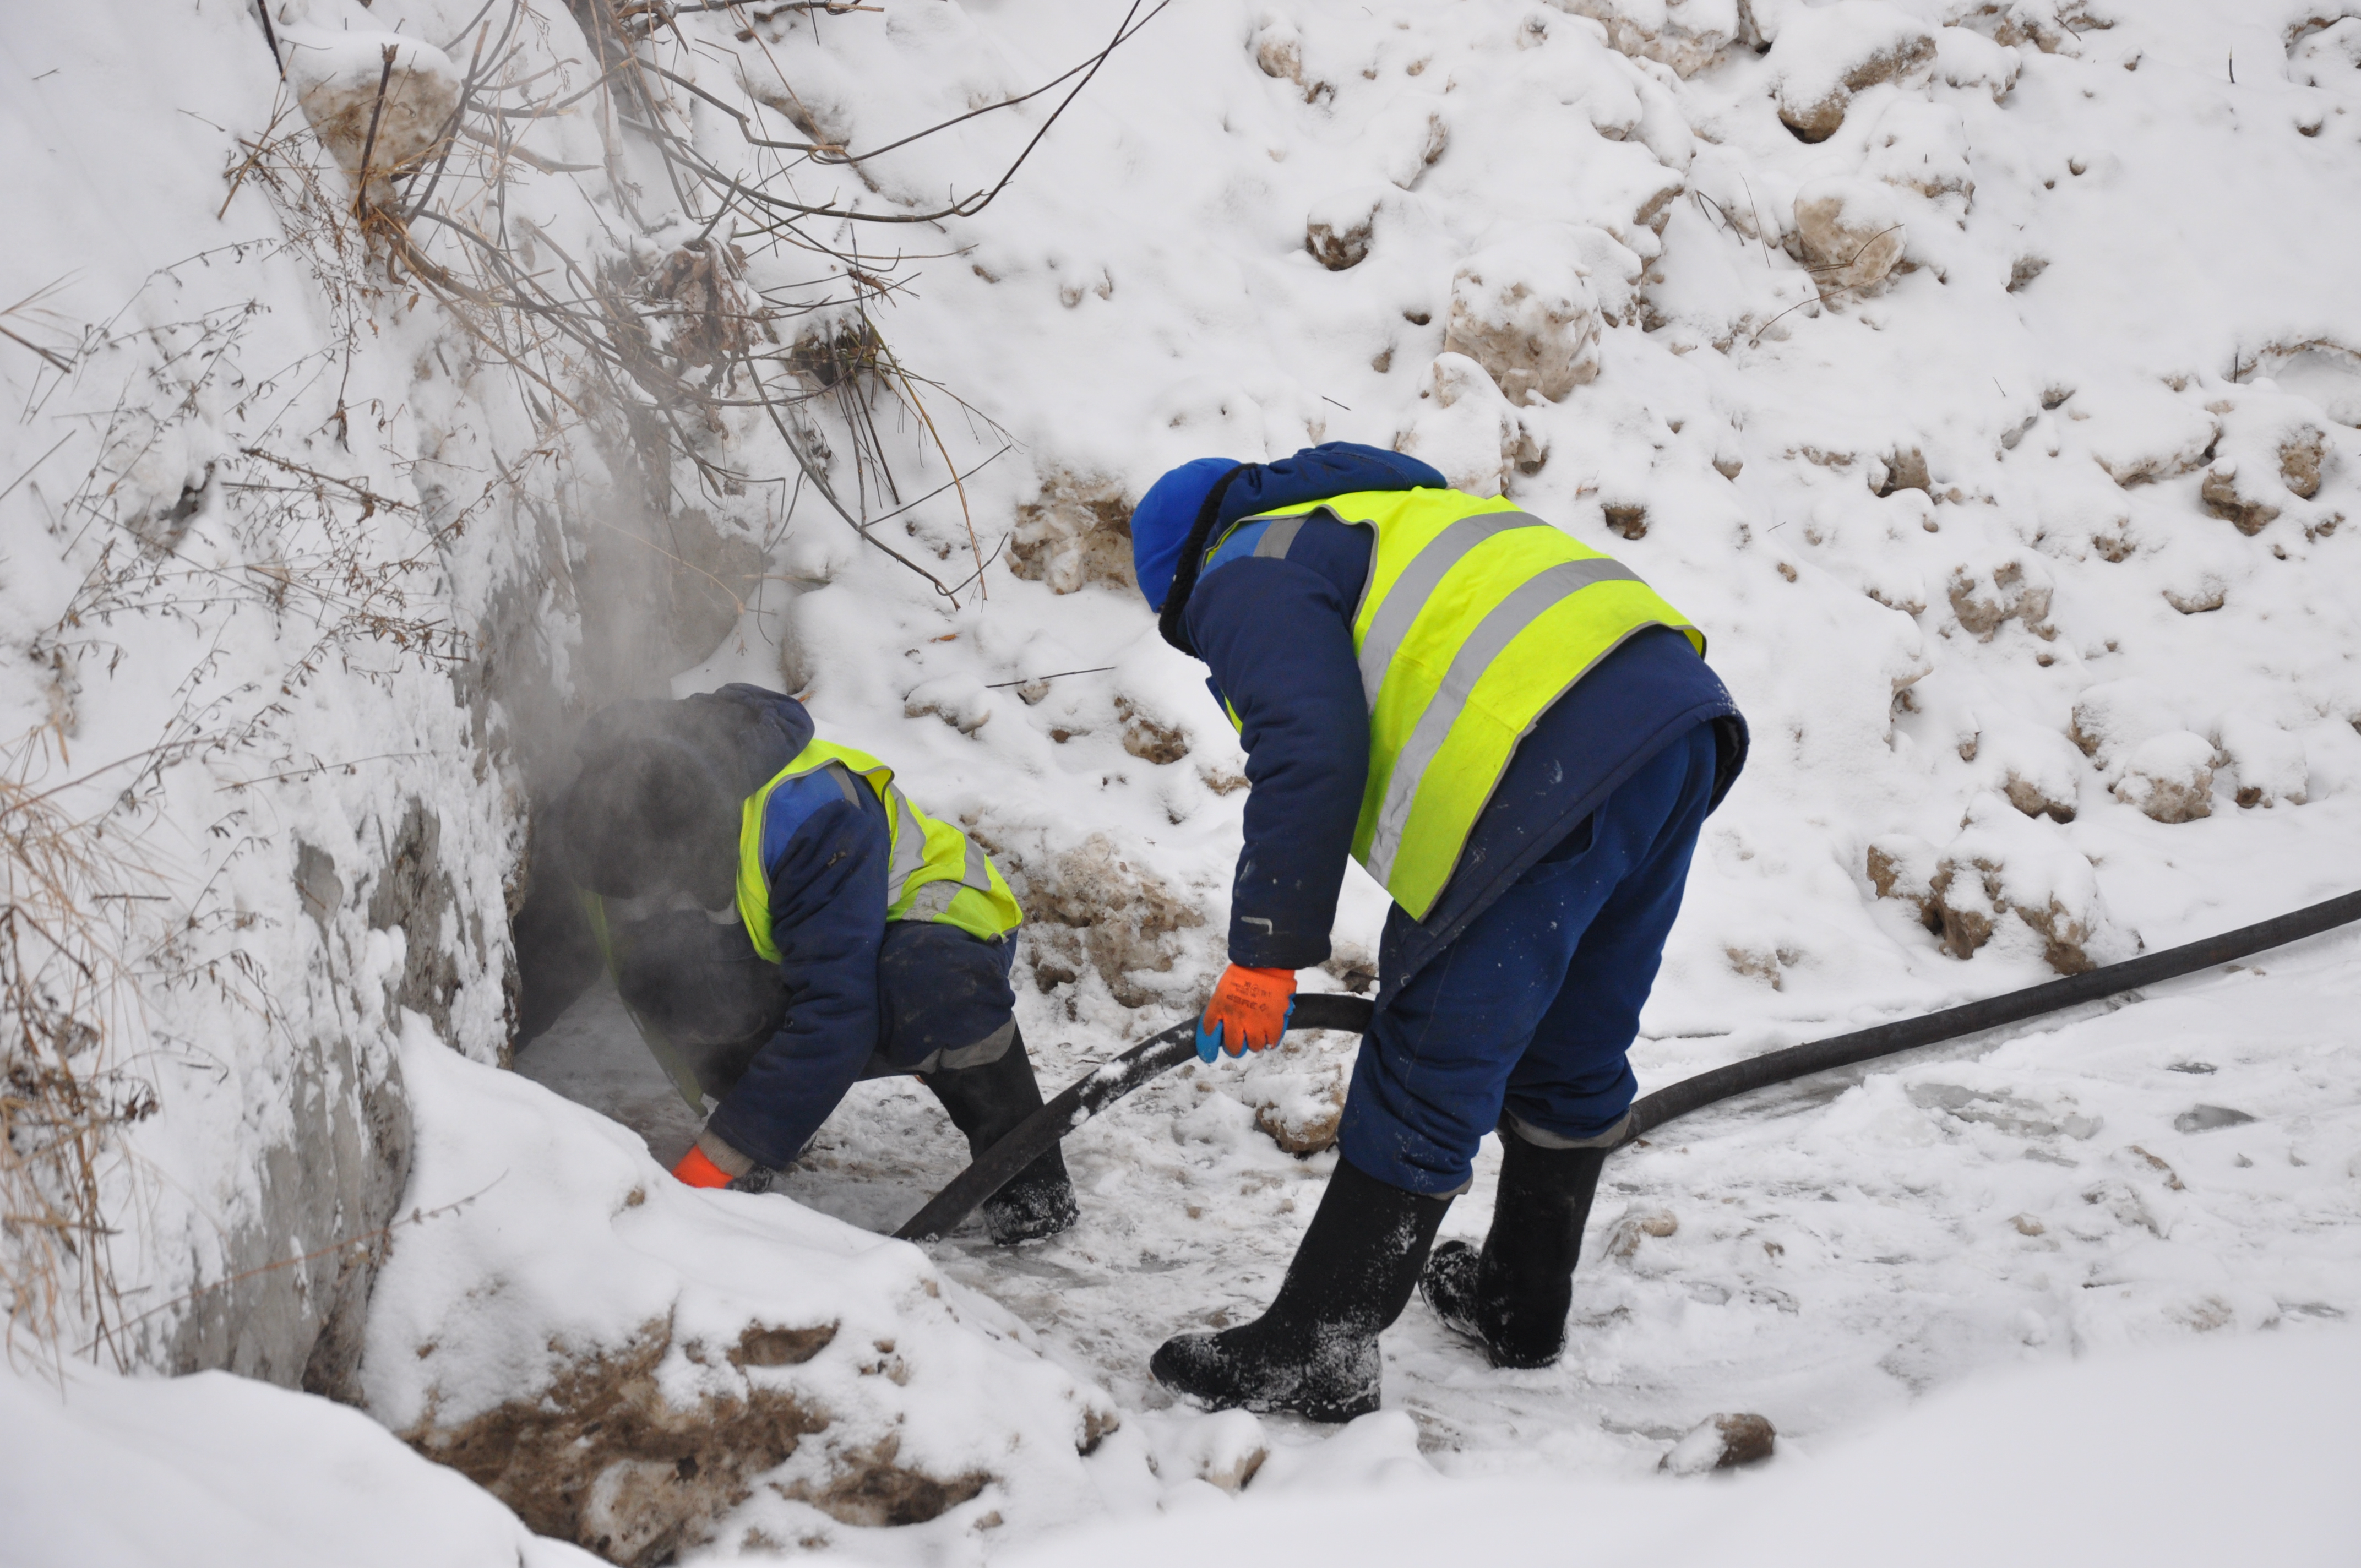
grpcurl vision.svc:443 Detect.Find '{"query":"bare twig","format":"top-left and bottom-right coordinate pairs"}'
top-left (213, 750), bottom-right (444, 791)
top-left (354, 46), bottom-right (399, 217)
top-left (885, 358), bottom-right (987, 594)
top-left (0, 435), bottom-right (74, 511)
top-left (985, 665), bottom-right (1114, 689)
top-left (250, 0), bottom-right (285, 78)
top-left (0, 323), bottom-right (73, 374)
top-left (1739, 176), bottom-right (1775, 265)
top-left (1744, 226), bottom-right (1906, 344)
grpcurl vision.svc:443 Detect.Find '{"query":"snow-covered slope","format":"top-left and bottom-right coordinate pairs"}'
top-left (0, 2), bottom-right (523, 1384)
top-left (622, 0), bottom-right (2361, 1526)
top-left (738, 0), bottom-right (2361, 1035)
top-left (7, 0), bottom-right (2361, 1562)
top-left (365, 1021), bottom-right (1146, 1560)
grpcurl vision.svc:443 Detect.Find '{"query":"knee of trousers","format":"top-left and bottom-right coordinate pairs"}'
top-left (1336, 985), bottom-right (1542, 1192)
top-left (864, 1016), bottom-right (1017, 1079)
top-left (1500, 1055), bottom-right (1640, 1142)
top-left (874, 922), bottom-right (1019, 1072)
top-left (1335, 1052), bottom-right (1485, 1198)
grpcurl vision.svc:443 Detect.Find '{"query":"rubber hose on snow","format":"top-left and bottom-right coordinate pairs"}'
top-left (895, 889), bottom-right (2361, 1242)
top-left (894, 992), bottom-right (1374, 1240)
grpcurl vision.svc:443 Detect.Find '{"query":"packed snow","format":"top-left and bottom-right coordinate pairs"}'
top-left (0, 1355), bottom-right (600, 1568)
top-left (994, 1327), bottom-right (2361, 1568)
top-left (5, 0), bottom-right (2361, 1562)
top-left (533, 0), bottom-right (2361, 1543)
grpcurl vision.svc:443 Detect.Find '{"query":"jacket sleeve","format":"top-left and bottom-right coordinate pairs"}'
top-left (701, 785), bottom-right (886, 1170)
top-left (1186, 557), bottom-right (1369, 970)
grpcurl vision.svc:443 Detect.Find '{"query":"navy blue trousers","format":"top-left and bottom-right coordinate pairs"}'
top-left (1336, 722), bottom-right (1718, 1196)
top-left (687, 921), bottom-right (1016, 1130)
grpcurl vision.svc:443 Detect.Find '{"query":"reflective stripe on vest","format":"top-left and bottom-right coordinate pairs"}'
top-left (735, 737), bottom-right (1022, 961)
top-left (1205, 488), bottom-right (1705, 921)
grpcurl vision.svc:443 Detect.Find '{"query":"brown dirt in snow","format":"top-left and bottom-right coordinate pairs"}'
top-left (1115, 698), bottom-right (1191, 764)
top-left (404, 1317), bottom-right (988, 1565)
top-left (1000, 834), bottom-right (1206, 1006)
top-left (1008, 471), bottom-right (1134, 595)
top-left (776, 1436), bottom-right (988, 1527)
top-left (1867, 842), bottom-right (2102, 974)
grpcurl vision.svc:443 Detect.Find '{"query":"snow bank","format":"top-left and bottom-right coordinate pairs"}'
top-left (0, 0), bottom-right (524, 1387)
top-left (0, 1359), bottom-right (595, 1568)
top-left (365, 1023), bottom-right (1143, 1561)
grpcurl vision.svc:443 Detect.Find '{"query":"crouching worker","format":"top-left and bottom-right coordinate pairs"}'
top-left (1132, 444), bottom-right (1747, 1418)
top-left (513, 682), bottom-right (1078, 1244)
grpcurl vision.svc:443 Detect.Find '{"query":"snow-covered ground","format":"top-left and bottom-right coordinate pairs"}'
top-left (519, 0), bottom-right (2361, 1548)
top-left (0, 1355), bottom-right (600, 1568)
top-left (997, 1326), bottom-right (2361, 1568)
top-left (527, 889), bottom-right (2361, 1501)
top-left (8, 0), bottom-right (2361, 1561)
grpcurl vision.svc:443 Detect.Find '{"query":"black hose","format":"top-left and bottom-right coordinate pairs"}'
top-left (1623, 886), bottom-right (2361, 1138)
top-left (895, 889), bottom-right (2361, 1241)
top-left (894, 993), bottom-right (1372, 1240)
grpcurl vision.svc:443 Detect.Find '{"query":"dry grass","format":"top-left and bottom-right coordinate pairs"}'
top-left (321, 0), bottom-right (1162, 608)
top-left (0, 754), bottom-right (157, 1369)
top-left (0, 248), bottom-right (487, 1366)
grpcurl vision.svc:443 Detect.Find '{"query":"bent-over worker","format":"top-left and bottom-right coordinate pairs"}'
top-left (1131, 442), bottom-right (1747, 1418)
top-left (513, 682), bottom-right (1077, 1244)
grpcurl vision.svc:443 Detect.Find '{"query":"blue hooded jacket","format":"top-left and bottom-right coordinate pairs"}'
top-left (1139, 444), bottom-right (1748, 995)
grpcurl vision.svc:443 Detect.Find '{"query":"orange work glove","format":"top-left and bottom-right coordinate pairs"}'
top-left (671, 1144), bottom-right (735, 1189)
top-left (1196, 963), bottom-right (1297, 1061)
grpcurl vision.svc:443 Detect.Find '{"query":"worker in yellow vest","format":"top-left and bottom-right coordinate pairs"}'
top-left (1133, 444), bottom-right (1747, 1419)
top-left (513, 684), bottom-right (1076, 1244)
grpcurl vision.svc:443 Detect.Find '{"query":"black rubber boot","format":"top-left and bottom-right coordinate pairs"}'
top-left (1420, 1120), bottom-right (1609, 1369)
top-left (1151, 1157), bottom-right (1452, 1422)
top-left (921, 1029), bottom-right (1079, 1245)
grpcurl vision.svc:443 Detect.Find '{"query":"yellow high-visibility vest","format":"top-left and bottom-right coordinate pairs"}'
top-left (577, 736), bottom-right (1018, 1114)
top-left (735, 737), bottom-right (1022, 959)
top-left (1202, 487), bottom-right (1704, 921)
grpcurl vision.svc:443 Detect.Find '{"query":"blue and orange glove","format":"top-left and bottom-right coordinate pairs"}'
top-left (1196, 964), bottom-right (1297, 1062)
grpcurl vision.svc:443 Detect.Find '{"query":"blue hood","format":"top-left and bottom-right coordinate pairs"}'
top-left (698, 684), bottom-right (817, 793)
top-left (1133, 444), bottom-right (1448, 614)
top-left (1131, 457), bottom-right (1236, 612)
top-left (1214, 443), bottom-right (1446, 533)
top-left (1147, 442), bottom-right (1448, 653)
